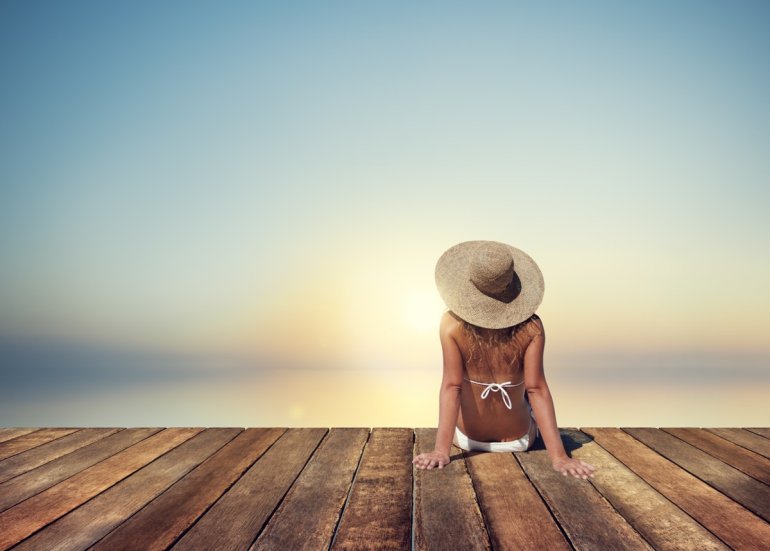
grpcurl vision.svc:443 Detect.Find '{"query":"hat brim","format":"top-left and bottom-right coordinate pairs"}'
top-left (435, 240), bottom-right (544, 329)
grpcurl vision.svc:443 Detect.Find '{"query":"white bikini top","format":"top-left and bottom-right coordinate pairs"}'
top-left (463, 377), bottom-right (524, 410)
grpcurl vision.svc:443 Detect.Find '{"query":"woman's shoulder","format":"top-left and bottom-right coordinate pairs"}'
top-left (516, 314), bottom-right (545, 338)
top-left (440, 309), bottom-right (463, 328)
top-left (440, 310), bottom-right (466, 338)
top-left (525, 313), bottom-right (545, 337)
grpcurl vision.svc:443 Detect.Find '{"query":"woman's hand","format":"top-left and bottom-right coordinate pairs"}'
top-left (413, 450), bottom-right (451, 470)
top-left (552, 456), bottom-right (596, 479)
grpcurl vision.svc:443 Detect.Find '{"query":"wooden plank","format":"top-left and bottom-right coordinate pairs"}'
top-left (14, 428), bottom-right (242, 551)
top-left (330, 428), bottom-right (413, 551)
top-left (516, 428), bottom-right (652, 550)
top-left (662, 428), bottom-right (770, 485)
top-left (746, 428), bottom-right (770, 439)
top-left (252, 428), bottom-right (370, 550)
top-left (706, 428), bottom-right (770, 459)
top-left (0, 428), bottom-right (120, 484)
top-left (582, 427), bottom-right (770, 550)
top-left (462, 445), bottom-right (571, 550)
top-left (0, 428), bottom-right (79, 460)
top-left (413, 427), bottom-right (490, 551)
top-left (0, 427), bottom-right (201, 550)
top-left (567, 429), bottom-right (728, 551)
top-left (0, 429), bottom-right (38, 444)
top-left (91, 428), bottom-right (286, 551)
top-left (172, 427), bottom-right (327, 551)
top-left (624, 428), bottom-right (770, 522)
top-left (0, 428), bottom-right (160, 513)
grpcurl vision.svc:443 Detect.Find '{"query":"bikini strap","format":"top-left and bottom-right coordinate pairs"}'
top-left (462, 377), bottom-right (523, 409)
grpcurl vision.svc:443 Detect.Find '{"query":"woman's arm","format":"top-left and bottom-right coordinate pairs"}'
top-left (413, 312), bottom-right (464, 469)
top-left (523, 322), bottom-right (568, 463)
top-left (434, 315), bottom-right (464, 455)
top-left (523, 317), bottom-right (596, 479)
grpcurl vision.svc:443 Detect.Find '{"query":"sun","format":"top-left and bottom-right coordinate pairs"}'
top-left (403, 289), bottom-right (445, 332)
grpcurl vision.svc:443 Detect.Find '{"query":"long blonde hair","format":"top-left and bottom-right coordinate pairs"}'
top-left (456, 313), bottom-right (542, 381)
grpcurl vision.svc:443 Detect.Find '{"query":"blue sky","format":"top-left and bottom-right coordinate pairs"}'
top-left (1, 1), bottom-right (768, 425)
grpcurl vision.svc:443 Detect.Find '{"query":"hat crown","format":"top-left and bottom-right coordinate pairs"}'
top-left (435, 239), bottom-right (543, 328)
top-left (468, 243), bottom-right (515, 296)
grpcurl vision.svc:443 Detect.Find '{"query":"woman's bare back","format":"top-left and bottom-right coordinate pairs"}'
top-left (445, 310), bottom-right (540, 442)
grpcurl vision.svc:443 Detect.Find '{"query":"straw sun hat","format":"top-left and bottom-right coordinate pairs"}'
top-left (435, 240), bottom-right (544, 329)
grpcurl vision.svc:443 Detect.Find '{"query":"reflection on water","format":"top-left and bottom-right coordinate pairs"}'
top-left (2, 367), bottom-right (768, 427)
top-left (2, 335), bottom-right (768, 426)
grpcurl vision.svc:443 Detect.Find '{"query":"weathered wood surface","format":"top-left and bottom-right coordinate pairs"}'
top-left (705, 428), bottom-right (770, 459)
top-left (413, 427), bottom-right (490, 551)
top-left (0, 428), bottom-right (161, 513)
top-left (464, 437), bottom-right (571, 550)
top-left (330, 428), bottom-right (413, 550)
top-left (92, 428), bottom-right (286, 551)
top-left (0, 428), bottom-right (120, 484)
top-left (0, 428), bottom-right (38, 444)
top-left (0, 426), bottom-right (767, 550)
top-left (172, 427), bottom-right (327, 551)
top-left (252, 428), bottom-right (369, 551)
top-left (0, 428), bottom-right (201, 549)
top-left (13, 428), bottom-right (240, 551)
top-left (516, 428), bottom-right (653, 550)
top-left (624, 427), bottom-right (770, 522)
top-left (581, 427), bottom-right (770, 551)
top-left (567, 429), bottom-right (727, 551)
top-left (662, 428), bottom-right (770, 485)
top-left (0, 428), bottom-right (79, 461)
top-left (747, 427), bottom-right (770, 439)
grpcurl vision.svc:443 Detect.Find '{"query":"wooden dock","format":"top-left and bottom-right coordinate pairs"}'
top-left (0, 427), bottom-right (768, 550)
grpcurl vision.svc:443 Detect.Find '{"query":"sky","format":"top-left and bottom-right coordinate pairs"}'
top-left (1, 1), bottom-right (768, 428)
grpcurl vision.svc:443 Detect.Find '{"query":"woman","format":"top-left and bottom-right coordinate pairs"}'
top-left (412, 240), bottom-right (596, 480)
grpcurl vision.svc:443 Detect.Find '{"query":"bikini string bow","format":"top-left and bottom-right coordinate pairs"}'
top-left (479, 382), bottom-right (514, 409)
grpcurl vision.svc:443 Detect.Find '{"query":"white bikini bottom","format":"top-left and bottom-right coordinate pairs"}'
top-left (453, 401), bottom-right (539, 452)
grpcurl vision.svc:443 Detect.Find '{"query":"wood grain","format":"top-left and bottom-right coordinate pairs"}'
top-left (746, 428), bottom-right (770, 439)
top-left (463, 445), bottom-right (571, 550)
top-left (517, 428), bottom-right (653, 550)
top-left (251, 428), bottom-right (370, 550)
top-left (330, 428), bottom-right (414, 551)
top-left (172, 428), bottom-right (327, 551)
top-left (583, 427), bottom-right (770, 551)
top-left (624, 427), bottom-right (770, 522)
top-left (705, 428), bottom-right (770, 459)
top-left (14, 428), bottom-right (241, 551)
top-left (0, 428), bottom-right (120, 484)
top-left (0, 427), bottom-right (160, 513)
top-left (0, 427), bottom-right (201, 550)
top-left (568, 429), bottom-right (728, 550)
top-left (413, 427), bottom-right (491, 551)
top-left (0, 426), bottom-right (766, 550)
top-left (91, 428), bottom-right (286, 551)
top-left (662, 428), bottom-right (770, 485)
top-left (0, 428), bottom-right (79, 461)
top-left (0, 429), bottom-right (37, 444)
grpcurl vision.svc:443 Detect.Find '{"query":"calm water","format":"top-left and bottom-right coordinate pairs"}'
top-left (2, 365), bottom-right (768, 428)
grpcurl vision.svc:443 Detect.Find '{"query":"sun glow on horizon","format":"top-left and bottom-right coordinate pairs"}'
top-left (1, 1), bottom-right (769, 428)
top-left (403, 289), bottom-right (445, 332)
